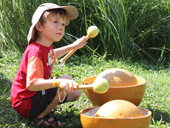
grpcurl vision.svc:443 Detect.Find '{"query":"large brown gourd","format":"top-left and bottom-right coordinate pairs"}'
top-left (95, 68), bottom-right (138, 86)
top-left (94, 100), bottom-right (143, 118)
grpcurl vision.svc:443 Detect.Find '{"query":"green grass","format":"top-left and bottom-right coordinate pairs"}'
top-left (0, 51), bottom-right (170, 128)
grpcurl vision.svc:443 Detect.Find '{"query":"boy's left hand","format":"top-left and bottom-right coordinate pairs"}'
top-left (72, 36), bottom-right (87, 49)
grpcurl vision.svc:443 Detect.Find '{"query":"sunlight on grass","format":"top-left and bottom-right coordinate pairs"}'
top-left (0, 51), bottom-right (169, 127)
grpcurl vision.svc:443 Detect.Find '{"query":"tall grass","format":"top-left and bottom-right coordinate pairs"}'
top-left (1, 0), bottom-right (170, 62)
top-left (124, 0), bottom-right (170, 61)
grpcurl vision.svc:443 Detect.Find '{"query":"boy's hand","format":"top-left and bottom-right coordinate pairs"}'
top-left (73, 36), bottom-right (87, 49)
top-left (57, 79), bottom-right (79, 92)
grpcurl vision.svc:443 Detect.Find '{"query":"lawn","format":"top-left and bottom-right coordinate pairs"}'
top-left (0, 51), bottom-right (170, 128)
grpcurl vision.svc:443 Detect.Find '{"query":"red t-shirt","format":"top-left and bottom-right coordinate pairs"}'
top-left (11, 42), bottom-right (56, 118)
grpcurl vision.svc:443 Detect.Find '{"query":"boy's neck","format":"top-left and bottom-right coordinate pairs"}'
top-left (35, 38), bottom-right (53, 47)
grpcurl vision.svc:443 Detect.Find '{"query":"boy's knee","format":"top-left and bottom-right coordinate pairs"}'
top-left (59, 74), bottom-right (72, 79)
top-left (67, 90), bottom-right (81, 102)
top-left (74, 90), bottom-right (81, 100)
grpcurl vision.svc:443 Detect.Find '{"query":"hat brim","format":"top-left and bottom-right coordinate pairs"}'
top-left (60, 6), bottom-right (78, 20)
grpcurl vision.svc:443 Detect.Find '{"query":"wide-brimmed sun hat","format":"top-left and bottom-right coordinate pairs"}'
top-left (27, 3), bottom-right (78, 44)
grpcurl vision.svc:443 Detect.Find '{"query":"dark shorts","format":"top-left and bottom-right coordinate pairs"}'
top-left (28, 88), bottom-right (67, 118)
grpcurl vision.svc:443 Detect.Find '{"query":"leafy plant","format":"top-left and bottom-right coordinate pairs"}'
top-left (1, 0), bottom-right (170, 62)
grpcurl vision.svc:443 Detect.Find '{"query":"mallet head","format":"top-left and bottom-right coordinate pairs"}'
top-left (93, 77), bottom-right (109, 93)
top-left (87, 26), bottom-right (99, 38)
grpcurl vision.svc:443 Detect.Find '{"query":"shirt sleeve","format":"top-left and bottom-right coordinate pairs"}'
top-left (26, 56), bottom-right (44, 88)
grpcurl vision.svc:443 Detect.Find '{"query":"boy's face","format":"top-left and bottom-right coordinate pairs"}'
top-left (40, 13), bottom-right (66, 43)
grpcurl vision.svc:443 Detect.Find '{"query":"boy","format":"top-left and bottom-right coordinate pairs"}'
top-left (11, 3), bottom-right (86, 127)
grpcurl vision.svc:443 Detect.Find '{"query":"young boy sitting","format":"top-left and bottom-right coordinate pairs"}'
top-left (11, 3), bottom-right (86, 127)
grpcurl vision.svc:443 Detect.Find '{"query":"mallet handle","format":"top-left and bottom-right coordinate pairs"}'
top-left (74, 84), bottom-right (93, 90)
top-left (59, 84), bottom-right (93, 91)
top-left (60, 35), bottom-right (90, 64)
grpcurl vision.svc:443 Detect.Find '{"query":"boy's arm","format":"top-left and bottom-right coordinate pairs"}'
top-left (54, 36), bottom-right (86, 59)
top-left (26, 56), bottom-right (78, 92)
top-left (27, 79), bottom-right (55, 91)
top-left (28, 78), bottom-right (78, 92)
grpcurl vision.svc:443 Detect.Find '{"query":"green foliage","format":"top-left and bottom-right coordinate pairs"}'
top-left (124, 0), bottom-right (170, 61)
top-left (0, 51), bottom-right (170, 127)
top-left (1, 0), bottom-right (170, 63)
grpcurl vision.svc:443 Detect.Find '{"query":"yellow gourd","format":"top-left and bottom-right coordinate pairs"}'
top-left (95, 68), bottom-right (138, 86)
top-left (94, 100), bottom-right (143, 118)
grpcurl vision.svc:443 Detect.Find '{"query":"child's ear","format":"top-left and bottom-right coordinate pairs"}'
top-left (35, 22), bottom-right (42, 32)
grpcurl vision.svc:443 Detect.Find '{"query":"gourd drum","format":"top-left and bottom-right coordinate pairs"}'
top-left (80, 69), bottom-right (150, 128)
top-left (81, 68), bottom-right (146, 106)
top-left (80, 106), bottom-right (151, 128)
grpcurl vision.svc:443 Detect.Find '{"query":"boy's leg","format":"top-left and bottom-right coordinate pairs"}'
top-left (55, 74), bottom-right (81, 102)
top-left (30, 90), bottom-right (68, 127)
top-left (37, 90), bottom-right (80, 118)
top-left (37, 74), bottom-right (81, 118)
top-left (36, 91), bottom-right (69, 118)
top-left (66, 90), bottom-right (81, 102)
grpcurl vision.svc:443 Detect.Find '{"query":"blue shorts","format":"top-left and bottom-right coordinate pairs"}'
top-left (28, 88), bottom-right (67, 118)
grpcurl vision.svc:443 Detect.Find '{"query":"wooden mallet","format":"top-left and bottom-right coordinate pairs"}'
top-left (59, 26), bottom-right (99, 68)
top-left (61, 78), bottom-right (109, 93)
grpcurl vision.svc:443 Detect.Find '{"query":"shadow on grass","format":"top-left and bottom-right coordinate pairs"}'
top-left (147, 104), bottom-right (170, 123)
top-left (53, 108), bottom-right (82, 128)
top-left (0, 72), bottom-right (12, 96)
top-left (0, 72), bottom-right (16, 127)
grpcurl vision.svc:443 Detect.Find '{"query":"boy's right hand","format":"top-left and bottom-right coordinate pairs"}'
top-left (57, 79), bottom-right (79, 92)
